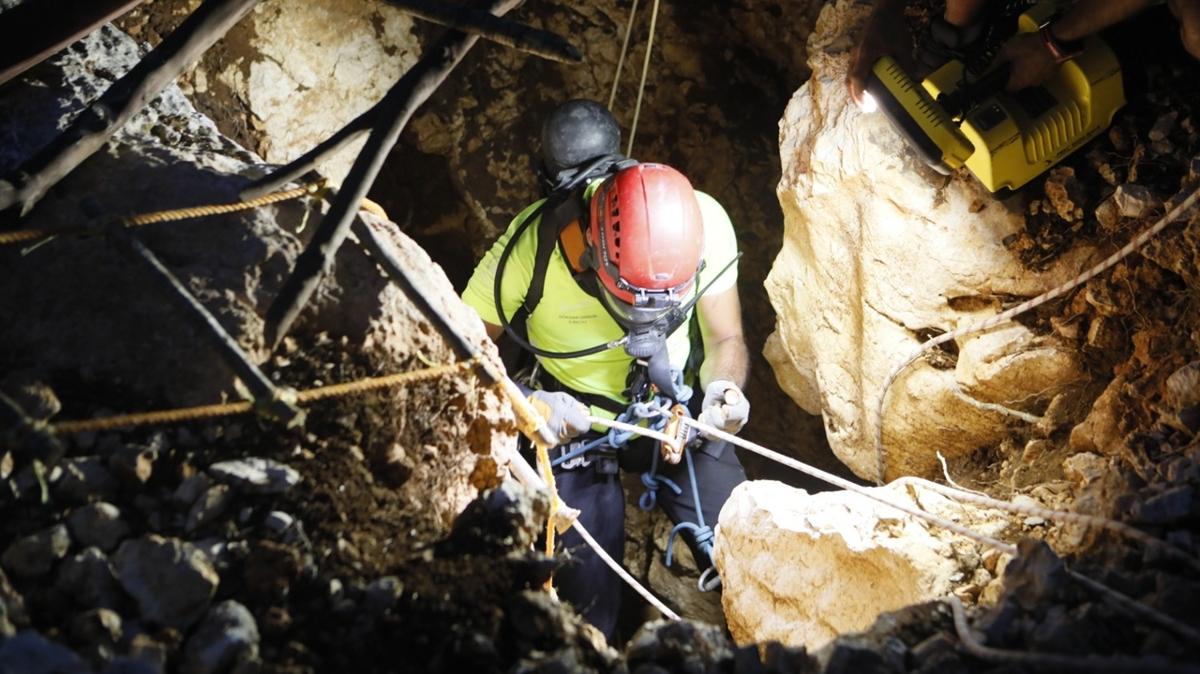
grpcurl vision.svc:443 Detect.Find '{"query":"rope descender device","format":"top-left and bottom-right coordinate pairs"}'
top-left (660, 403), bottom-right (691, 465)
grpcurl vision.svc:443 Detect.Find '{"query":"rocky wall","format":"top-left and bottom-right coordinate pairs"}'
top-left (765, 0), bottom-right (1106, 481)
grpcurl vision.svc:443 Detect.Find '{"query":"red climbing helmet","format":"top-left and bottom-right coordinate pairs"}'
top-left (587, 163), bottom-right (704, 326)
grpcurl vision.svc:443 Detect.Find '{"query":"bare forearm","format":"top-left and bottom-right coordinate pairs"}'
top-left (699, 336), bottom-right (749, 390)
top-left (1052, 0), bottom-right (1155, 41)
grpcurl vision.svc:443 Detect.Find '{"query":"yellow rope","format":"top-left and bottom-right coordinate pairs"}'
top-left (0, 181), bottom-right (326, 247)
top-left (51, 358), bottom-right (473, 435)
top-left (535, 438), bottom-right (559, 591)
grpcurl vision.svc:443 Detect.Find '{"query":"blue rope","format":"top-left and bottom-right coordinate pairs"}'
top-left (638, 449), bottom-right (682, 510)
top-left (549, 436), bottom-right (610, 468)
top-left (661, 446), bottom-right (716, 569)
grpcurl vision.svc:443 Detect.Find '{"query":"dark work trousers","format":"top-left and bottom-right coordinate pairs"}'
top-left (539, 435), bottom-right (748, 641)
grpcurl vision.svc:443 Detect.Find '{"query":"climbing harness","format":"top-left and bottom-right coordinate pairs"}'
top-left (874, 180), bottom-right (1200, 484)
top-left (546, 370), bottom-right (724, 589)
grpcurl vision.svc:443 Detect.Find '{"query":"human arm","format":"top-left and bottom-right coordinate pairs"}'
top-left (695, 285), bottom-right (750, 434)
top-left (696, 286), bottom-right (749, 390)
top-left (847, 0), bottom-right (910, 106)
top-left (1001, 0), bottom-right (1155, 91)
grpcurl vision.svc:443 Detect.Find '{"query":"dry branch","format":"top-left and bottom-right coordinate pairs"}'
top-left (0, 0), bottom-right (259, 219)
top-left (385, 0), bottom-right (581, 63)
top-left (263, 0), bottom-right (524, 349)
top-left (110, 227), bottom-right (303, 427)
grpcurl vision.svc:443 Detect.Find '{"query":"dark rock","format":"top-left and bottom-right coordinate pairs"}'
top-left (625, 619), bottom-right (735, 673)
top-left (56, 547), bottom-right (123, 610)
top-left (1147, 573), bottom-right (1200, 622)
top-left (0, 594), bottom-right (13, 638)
top-left (108, 446), bottom-right (158, 485)
top-left (68, 607), bottom-right (123, 649)
top-left (208, 458), bottom-right (300, 495)
top-left (439, 480), bottom-right (549, 556)
top-left (975, 599), bottom-right (1021, 645)
top-left (113, 536), bottom-right (218, 630)
top-left (1130, 486), bottom-right (1195, 524)
top-left (67, 502), bottom-right (131, 552)
top-left (823, 640), bottom-right (895, 674)
top-left (185, 485), bottom-right (232, 533)
top-left (364, 576), bottom-right (404, 615)
top-left (753, 641), bottom-right (816, 674)
top-left (1, 524), bottom-right (70, 578)
top-left (55, 457), bottom-right (118, 504)
top-left (125, 633), bottom-right (170, 672)
top-left (179, 600), bottom-right (260, 674)
top-left (505, 590), bottom-right (570, 650)
top-left (0, 567), bottom-right (28, 628)
top-left (0, 630), bottom-right (90, 674)
top-left (0, 371), bottom-right (61, 421)
top-left (1178, 405), bottom-right (1200, 434)
top-left (171, 474), bottom-right (210, 508)
top-left (1003, 539), bottom-right (1068, 611)
top-left (101, 657), bottom-right (164, 674)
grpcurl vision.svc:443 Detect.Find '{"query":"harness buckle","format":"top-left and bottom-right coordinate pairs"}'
top-left (558, 441), bottom-right (592, 471)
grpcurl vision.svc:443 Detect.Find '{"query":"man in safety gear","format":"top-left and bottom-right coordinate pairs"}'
top-left (462, 99), bottom-right (750, 640)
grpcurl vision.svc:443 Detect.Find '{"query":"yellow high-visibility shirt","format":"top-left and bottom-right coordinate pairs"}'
top-left (462, 188), bottom-right (738, 417)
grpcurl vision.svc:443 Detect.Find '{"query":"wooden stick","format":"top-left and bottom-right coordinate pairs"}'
top-left (0, 0), bottom-right (259, 219)
top-left (0, 0), bottom-right (145, 87)
top-left (384, 0), bottom-right (581, 63)
top-left (263, 0), bottom-right (523, 349)
top-left (109, 226), bottom-right (304, 427)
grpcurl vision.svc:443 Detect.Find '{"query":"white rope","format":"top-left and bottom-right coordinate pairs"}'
top-left (572, 518), bottom-right (680, 620)
top-left (873, 182), bottom-right (1200, 484)
top-left (664, 416), bottom-right (1198, 643)
top-left (949, 595), bottom-right (1199, 672)
top-left (892, 476), bottom-right (1200, 574)
top-left (607, 0), bottom-right (640, 110)
top-left (626, 0), bottom-right (660, 156)
top-left (586, 415), bottom-right (1019, 553)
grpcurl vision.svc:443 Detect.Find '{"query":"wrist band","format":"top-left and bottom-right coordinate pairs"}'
top-left (1039, 24), bottom-right (1083, 64)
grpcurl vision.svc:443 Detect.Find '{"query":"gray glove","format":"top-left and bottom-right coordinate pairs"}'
top-left (697, 380), bottom-right (749, 436)
top-left (528, 390), bottom-right (591, 446)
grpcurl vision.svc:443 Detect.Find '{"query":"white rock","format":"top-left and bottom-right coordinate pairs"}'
top-left (764, 0), bottom-right (1101, 481)
top-left (716, 481), bottom-right (1001, 649)
top-left (208, 458), bottom-right (300, 495)
top-left (206, 0), bottom-right (420, 184)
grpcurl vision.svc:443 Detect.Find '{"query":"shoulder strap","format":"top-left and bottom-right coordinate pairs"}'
top-left (523, 192), bottom-right (584, 318)
top-left (513, 154), bottom-right (639, 332)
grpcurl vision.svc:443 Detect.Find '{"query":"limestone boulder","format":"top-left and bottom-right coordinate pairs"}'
top-left (715, 480), bottom-right (1005, 650)
top-left (765, 0), bottom-right (1099, 480)
top-left (0, 26), bottom-right (513, 531)
top-left (178, 0), bottom-right (421, 185)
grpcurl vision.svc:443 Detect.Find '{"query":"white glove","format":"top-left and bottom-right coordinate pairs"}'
top-left (528, 390), bottom-right (591, 446)
top-left (697, 380), bottom-right (749, 436)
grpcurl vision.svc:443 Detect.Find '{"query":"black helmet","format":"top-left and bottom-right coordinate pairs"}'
top-left (540, 99), bottom-right (622, 178)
